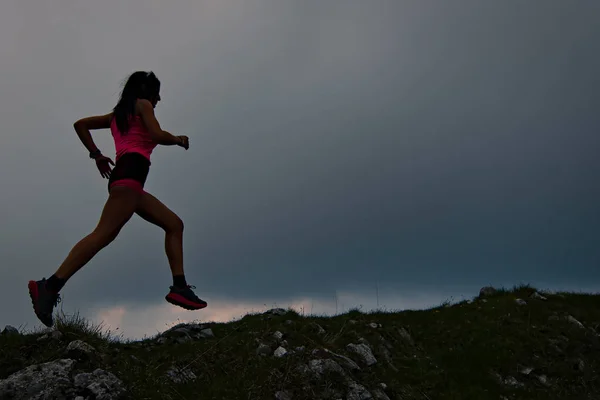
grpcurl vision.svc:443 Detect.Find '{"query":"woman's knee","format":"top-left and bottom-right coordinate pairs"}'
top-left (166, 215), bottom-right (184, 234)
top-left (162, 214), bottom-right (183, 233)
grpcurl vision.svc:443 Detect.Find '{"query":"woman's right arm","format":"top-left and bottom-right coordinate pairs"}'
top-left (136, 99), bottom-right (184, 146)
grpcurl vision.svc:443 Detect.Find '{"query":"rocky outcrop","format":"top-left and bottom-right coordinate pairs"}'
top-left (1, 325), bottom-right (19, 335)
top-left (307, 357), bottom-right (385, 400)
top-left (0, 286), bottom-right (595, 399)
top-left (0, 359), bottom-right (76, 400)
top-left (67, 340), bottom-right (97, 360)
top-left (346, 343), bottom-right (377, 366)
top-left (0, 358), bottom-right (125, 400)
top-left (156, 323), bottom-right (215, 344)
top-left (322, 348), bottom-right (360, 371)
top-left (73, 369), bottom-right (126, 400)
top-left (274, 346), bottom-right (288, 358)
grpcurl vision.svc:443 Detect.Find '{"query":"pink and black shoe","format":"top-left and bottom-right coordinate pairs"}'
top-left (28, 279), bottom-right (61, 327)
top-left (165, 285), bottom-right (207, 310)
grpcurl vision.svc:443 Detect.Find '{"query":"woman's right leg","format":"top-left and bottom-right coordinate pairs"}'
top-left (28, 186), bottom-right (141, 327)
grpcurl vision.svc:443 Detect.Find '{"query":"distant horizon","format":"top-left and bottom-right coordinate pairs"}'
top-left (13, 280), bottom-right (598, 342)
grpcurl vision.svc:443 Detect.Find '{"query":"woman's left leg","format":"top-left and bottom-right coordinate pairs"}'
top-left (135, 190), bottom-right (207, 310)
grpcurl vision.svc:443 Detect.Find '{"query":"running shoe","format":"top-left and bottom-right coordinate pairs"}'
top-left (165, 285), bottom-right (207, 310)
top-left (28, 279), bottom-right (61, 327)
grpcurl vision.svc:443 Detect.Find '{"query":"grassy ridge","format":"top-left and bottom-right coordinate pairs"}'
top-left (1, 285), bottom-right (599, 399)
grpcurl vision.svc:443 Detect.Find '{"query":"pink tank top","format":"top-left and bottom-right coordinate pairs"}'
top-left (110, 115), bottom-right (157, 162)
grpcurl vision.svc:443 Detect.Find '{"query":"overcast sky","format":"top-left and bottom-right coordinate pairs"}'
top-left (1, 1), bottom-right (599, 339)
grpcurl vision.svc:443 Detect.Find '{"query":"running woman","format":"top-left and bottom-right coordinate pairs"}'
top-left (28, 71), bottom-right (207, 327)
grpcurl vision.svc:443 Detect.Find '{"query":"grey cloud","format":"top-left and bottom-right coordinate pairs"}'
top-left (1, 1), bottom-right (599, 330)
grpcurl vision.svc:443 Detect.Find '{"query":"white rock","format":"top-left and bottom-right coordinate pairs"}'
top-left (481, 299), bottom-right (488, 303)
top-left (198, 328), bottom-right (214, 338)
top-left (368, 323), bottom-right (378, 329)
top-left (73, 368), bottom-right (126, 398)
top-left (538, 375), bottom-right (549, 386)
top-left (379, 383), bottom-right (387, 390)
top-left (67, 340), bottom-right (96, 358)
top-left (323, 348), bottom-right (361, 370)
top-left (346, 343), bottom-right (377, 366)
top-left (273, 331), bottom-right (284, 340)
top-left (515, 299), bottom-right (527, 306)
top-left (170, 328), bottom-right (193, 338)
top-left (530, 292), bottom-right (547, 301)
top-left (520, 367), bottom-right (533, 375)
top-left (1, 325), bottom-right (19, 335)
top-left (0, 359), bottom-right (76, 399)
top-left (274, 346), bottom-right (288, 358)
top-left (567, 315), bottom-right (585, 329)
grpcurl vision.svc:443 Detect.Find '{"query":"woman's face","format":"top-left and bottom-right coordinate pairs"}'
top-left (151, 92), bottom-right (161, 108)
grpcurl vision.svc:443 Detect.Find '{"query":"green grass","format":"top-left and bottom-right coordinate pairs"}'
top-left (2, 285), bottom-right (600, 399)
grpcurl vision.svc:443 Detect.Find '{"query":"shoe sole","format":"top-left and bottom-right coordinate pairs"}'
top-left (165, 293), bottom-right (207, 311)
top-left (28, 280), bottom-right (53, 327)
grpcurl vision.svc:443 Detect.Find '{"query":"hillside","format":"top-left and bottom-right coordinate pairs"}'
top-left (1, 285), bottom-right (599, 400)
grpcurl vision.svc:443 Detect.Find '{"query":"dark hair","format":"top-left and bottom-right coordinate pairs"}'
top-left (112, 71), bottom-right (161, 134)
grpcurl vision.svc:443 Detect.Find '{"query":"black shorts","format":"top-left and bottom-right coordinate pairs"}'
top-left (107, 152), bottom-right (150, 194)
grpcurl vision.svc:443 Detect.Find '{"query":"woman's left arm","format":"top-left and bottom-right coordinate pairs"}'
top-left (73, 113), bottom-right (113, 157)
